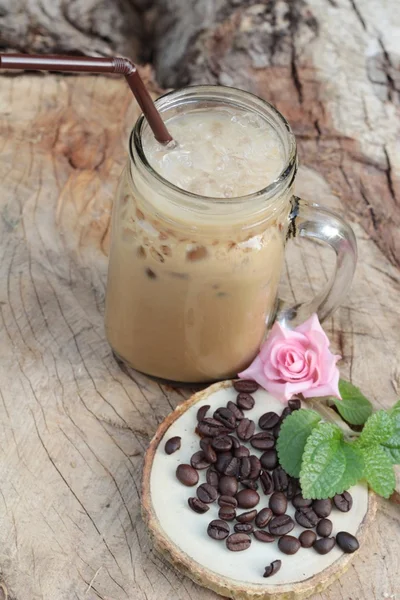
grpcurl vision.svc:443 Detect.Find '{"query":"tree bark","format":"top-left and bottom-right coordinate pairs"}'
top-left (0, 0), bottom-right (153, 61)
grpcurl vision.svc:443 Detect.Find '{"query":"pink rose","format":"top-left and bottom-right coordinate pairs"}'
top-left (239, 314), bottom-right (341, 403)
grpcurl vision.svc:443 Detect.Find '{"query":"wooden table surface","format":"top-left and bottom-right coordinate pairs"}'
top-left (0, 67), bottom-right (399, 600)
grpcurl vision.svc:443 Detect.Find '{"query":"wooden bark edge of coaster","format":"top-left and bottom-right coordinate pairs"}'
top-left (142, 381), bottom-right (377, 600)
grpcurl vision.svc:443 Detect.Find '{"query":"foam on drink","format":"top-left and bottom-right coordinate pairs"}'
top-left (142, 107), bottom-right (285, 197)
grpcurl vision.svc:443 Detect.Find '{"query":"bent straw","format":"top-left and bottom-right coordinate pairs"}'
top-left (0, 53), bottom-right (173, 144)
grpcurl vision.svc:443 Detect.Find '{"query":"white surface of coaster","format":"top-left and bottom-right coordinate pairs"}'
top-left (149, 384), bottom-right (369, 586)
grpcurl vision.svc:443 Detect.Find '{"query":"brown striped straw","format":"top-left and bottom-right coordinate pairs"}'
top-left (0, 53), bottom-right (173, 144)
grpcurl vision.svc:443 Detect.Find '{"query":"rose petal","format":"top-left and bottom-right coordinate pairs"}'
top-left (259, 323), bottom-right (308, 361)
top-left (296, 314), bottom-right (330, 347)
top-left (302, 370), bottom-right (341, 398)
top-left (265, 378), bottom-right (315, 403)
top-left (239, 355), bottom-right (271, 391)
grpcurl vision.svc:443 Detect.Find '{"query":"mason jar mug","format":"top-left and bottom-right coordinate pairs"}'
top-left (105, 86), bottom-right (357, 383)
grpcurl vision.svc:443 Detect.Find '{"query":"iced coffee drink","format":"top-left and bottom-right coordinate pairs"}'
top-left (105, 87), bottom-right (295, 382)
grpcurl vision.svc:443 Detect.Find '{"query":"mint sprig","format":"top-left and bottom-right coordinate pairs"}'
top-left (336, 442), bottom-right (365, 492)
top-left (334, 380), bottom-right (373, 425)
top-left (277, 380), bottom-right (399, 500)
top-left (358, 410), bottom-right (394, 446)
top-left (362, 445), bottom-right (396, 498)
top-left (276, 409), bottom-right (321, 478)
top-left (382, 406), bottom-right (400, 464)
top-left (300, 423), bottom-right (346, 499)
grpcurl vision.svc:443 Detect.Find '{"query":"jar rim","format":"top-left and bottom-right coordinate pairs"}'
top-left (129, 84), bottom-right (297, 206)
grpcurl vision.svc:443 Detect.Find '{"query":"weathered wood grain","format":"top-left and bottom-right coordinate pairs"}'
top-left (0, 71), bottom-right (399, 600)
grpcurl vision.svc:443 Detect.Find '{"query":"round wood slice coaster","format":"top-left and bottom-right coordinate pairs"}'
top-left (142, 381), bottom-right (376, 600)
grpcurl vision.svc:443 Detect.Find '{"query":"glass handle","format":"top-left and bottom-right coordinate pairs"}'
top-left (276, 196), bottom-right (357, 327)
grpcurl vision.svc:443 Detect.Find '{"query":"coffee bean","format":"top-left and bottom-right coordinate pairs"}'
top-left (236, 393), bottom-right (255, 411)
top-left (164, 436), bottom-right (181, 455)
top-left (313, 498), bottom-right (332, 518)
top-left (229, 435), bottom-right (240, 449)
top-left (333, 491), bottom-right (353, 512)
top-left (222, 456), bottom-right (239, 477)
top-left (254, 530), bottom-right (275, 543)
top-left (269, 515), bottom-right (295, 536)
top-left (248, 455), bottom-right (261, 480)
top-left (236, 489), bottom-right (260, 509)
top-left (176, 464), bottom-right (199, 486)
top-left (219, 475), bottom-right (238, 496)
top-left (313, 537), bottom-right (336, 555)
top-left (299, 530), bottom-right (316, 548)
top-left (260, 449), bottom-right (278, 471)
top-left (250, 431), bottom-right (275, 450)
top-left (288, 397), bottom-right (301, 411)
top-left (206, 466), bottom-right (219, 487)
top-left (255, 507), bottom-right (273, 528)
top-left (202, 443), bottom-right (217, 464)
top-left (317, 518), bottom-right (332, 537)
top-left (336, 531), bottom-right (359, 553)
top-left (260, 471), bottom-right (274, 495)
top-left (263, 560), bottom-right (281, 578)
top-left (236, 509), bottom-right (257, 523)
top-left (227, 401), bottom-right (244, 420)
top-left (286, 478), bottom-right (298, 500)
top-left (273, 421), bottom-right (282, 439)
top-left (217, 449), bottom-right (233, 460)
top-left (219, 506), bottom-right (236, 521)
top-left (233, 379), bottom-right (258, 393)
top-left (237, 418), bottom-right (255, 441)
top-left (281, 407), bottom-right (292, 420)
top-left (295, 507), bottom-right (319, 528)
top-left (292, 493), bottom-right (312, 509)
top-left (239, 456), bottom-right (251, 479)
top-left (216, 453), bottom-right (232, 474)
top-left (200, 437), bottom-right (212, 450)
top-left (207, 520), bottom-right (230, 540)
top-left (272, 467), bottom-right (288, 492)
top-left (188, 497), bottom-right (209, 514)
top-left (226, 533), bottom-right (251, 552)
top-left (197, 483), bottom-right (218, 503)
top-left (241, 479), bottom-right (259, 490)
top-left (197, 405), bottom-right (210, 421)
top-left (234, 523), bottom-right (254, 534)
top-left (269, 492), bottom-right (288, 516)
top-left (197, 418), bottom-right (228, 437)
top-left (212, 435), bottom-right (233, 452)
top-left (218, 495), bottom-right (238, 508)
top-left (190, 451), bottom-right (210, 470)
top-left (234, 445), bottom-right (250, 458)
top-left (278, 535), bottom-right (301, 555)
top-left (259, 412), bottom-right (280, 430)
top-left (213, 407), bottom-right (236, 430)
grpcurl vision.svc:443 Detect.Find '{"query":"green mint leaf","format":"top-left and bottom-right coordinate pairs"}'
top-left (381, 409), bottom-right (400, 464)
top-left (390, 400), bottom-right (400, 416)
top-left (335, 442), bottom-right (365, 492)
top-left (277, 409), bottom-right (321, 478)
top-left (334, 380), bottom-right (373, 425)
top-left (362, 445), bottom-right (396, 498)
top-left (300, 423), bottom-right (346, 499)
top-left (359, 410), bottom-right (395, 446)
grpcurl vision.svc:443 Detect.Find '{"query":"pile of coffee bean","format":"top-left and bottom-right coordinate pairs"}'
top-left (166, 380), bottom-right (359, 579)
